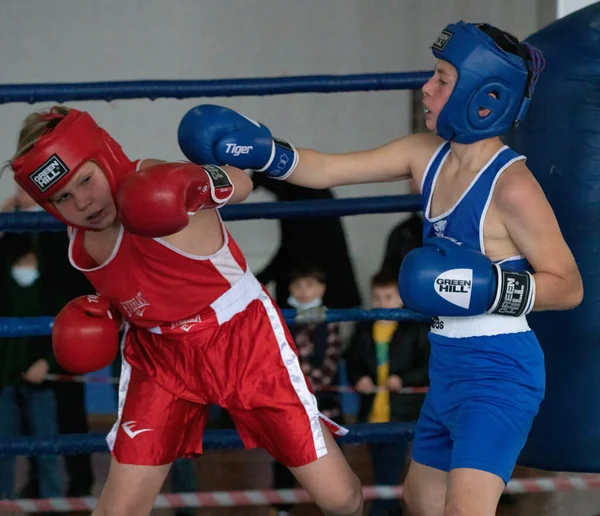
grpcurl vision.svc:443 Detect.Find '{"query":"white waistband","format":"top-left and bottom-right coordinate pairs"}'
top-left (148, 271), bottom-right (262, 334)
top-left (210, 270), bottom-right (263, 325)
top-left (430, 313), bottom-right (530, 338)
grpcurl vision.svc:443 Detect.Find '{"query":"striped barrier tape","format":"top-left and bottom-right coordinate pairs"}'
top-left (2, 475), bottom-right (600, 513)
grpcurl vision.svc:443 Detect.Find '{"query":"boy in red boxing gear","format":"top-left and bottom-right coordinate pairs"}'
top-left (9, 106), bottom-right (363, 516)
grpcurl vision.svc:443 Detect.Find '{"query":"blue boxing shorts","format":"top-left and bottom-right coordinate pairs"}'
top-left (411, 314), bottom-right (545, 484)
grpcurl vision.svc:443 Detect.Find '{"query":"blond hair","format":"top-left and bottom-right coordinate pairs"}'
top-left (3, 105), bottom-right (71, 175)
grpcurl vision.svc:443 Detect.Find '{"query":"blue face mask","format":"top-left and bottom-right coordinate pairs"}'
top-left (11, 266), bottom-right (40, 287)
top-left (287, 296), bottom-right (323, 310)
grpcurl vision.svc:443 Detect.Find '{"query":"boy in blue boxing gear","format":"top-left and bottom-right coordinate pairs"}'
top-left (178, 21), bottom-right (583, 516)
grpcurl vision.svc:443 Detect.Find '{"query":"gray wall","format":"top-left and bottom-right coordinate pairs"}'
top-left (0, 0), bottom-right (540, 301)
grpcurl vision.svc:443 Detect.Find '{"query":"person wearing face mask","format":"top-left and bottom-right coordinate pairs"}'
top-left (271, 264), bottom-right (344, 516)
top-left (287, 266), bottom-right (342, 414)
top-left (0, 188), bottom-right (96, 503)
top-left (0, 227), bottom-right (63, 504)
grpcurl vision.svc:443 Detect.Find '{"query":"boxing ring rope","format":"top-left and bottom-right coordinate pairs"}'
top-left (0, 308), bottom-right (430, 339)
top-left (0, 71), bottom-right (432, 104)
top-left (0, 194), bottom-right (422, 232)
top-left (0, 423), bottom-right (414, 456)
top-left (43, 373), bottom-right (429, 395)
top-left (0, 194), bottom-right (430, 337)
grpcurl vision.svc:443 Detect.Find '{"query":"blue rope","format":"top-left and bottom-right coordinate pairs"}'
top-left (0, 195), bottom-right (421, 233)
top-left (0, 309), bottom-right (430, 337)
top-left (282, 308), bottom-right (431, 324)
top-left (223, 195), bottom-right (421, 220)
top-left (0, 317), bottom-right (54, 337)
top-left (0, 422), bottom-right (416, 456)
top-left (0, 72), bottom-right (433, 104)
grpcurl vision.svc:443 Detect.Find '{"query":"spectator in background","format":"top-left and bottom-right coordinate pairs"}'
top-left (0, 225), bottom-right (62, 503)
top-left (346, 270), bottom-right (430, 516)
top-left (1, 188), bottom-right (95, 500)
top-left (288, 265), bottom-right (343, 421)
top-left (271, 264), bottom-right (344, 516)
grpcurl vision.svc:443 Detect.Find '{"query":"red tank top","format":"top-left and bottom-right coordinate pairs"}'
top-left (69, 213), bottom-right (261, 330)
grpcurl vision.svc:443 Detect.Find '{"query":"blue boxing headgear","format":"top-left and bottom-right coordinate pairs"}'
top-left (432, 21), bottom-right (545, 144)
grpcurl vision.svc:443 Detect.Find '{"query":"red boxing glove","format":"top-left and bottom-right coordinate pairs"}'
top-left (52, 295), bottom-right (121, 374)
top-left (117, 162), bottom-right (234, 237)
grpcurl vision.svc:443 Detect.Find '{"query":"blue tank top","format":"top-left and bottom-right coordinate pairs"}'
top-left (421, 141), bottom-right (529, 272)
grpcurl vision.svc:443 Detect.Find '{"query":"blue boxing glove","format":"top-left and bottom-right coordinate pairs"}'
top-left (177, 104), bottom-right (298, 180)
top-left (399, 237), bottom-right (535, 317)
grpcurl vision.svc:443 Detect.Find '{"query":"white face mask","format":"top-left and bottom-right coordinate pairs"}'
top-left (287, 296), bottom-right (323, 310)
top-left (11, 266), bottom-right (40, 287)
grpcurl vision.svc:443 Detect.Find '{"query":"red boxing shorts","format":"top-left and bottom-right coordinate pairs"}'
top-left (106, 285), bottom-right (347, 467)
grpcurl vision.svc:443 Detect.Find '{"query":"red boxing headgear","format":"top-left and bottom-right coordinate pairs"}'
top-left (12, 109), bottom-right (135, 226)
